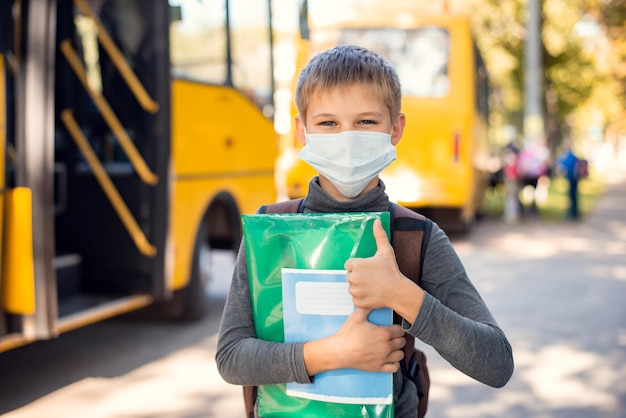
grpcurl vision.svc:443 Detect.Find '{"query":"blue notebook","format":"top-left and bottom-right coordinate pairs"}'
top-left (281, 267), bottom-right (393, 405)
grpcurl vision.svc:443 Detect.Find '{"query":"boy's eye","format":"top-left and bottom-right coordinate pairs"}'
top-left (359, 119), bottom-right (377, 125)
top-left (319, 121), bottom-right (336, 126)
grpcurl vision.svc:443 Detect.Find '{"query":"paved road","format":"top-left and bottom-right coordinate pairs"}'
top-left (1, 162), bottom-right (625, 418)
top-left (422, 161), bottom-right (626, 418)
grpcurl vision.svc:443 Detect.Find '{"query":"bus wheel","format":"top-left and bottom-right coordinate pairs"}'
top-left (175, 221), bottom-right (210, 321)
top-left (155, 222), bottom-right (210, 321)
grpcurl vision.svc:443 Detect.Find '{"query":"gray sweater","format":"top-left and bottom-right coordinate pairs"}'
top-left (216, 178), bottom-right (514, 417)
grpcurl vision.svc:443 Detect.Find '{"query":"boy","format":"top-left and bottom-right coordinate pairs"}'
top-left (216, 45), bottom-right (514, 417)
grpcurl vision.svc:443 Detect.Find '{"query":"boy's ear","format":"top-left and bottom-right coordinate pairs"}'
top-left (295, 115), bottom-right (307, 145)
top-left (391, 113), bottom-right (406, 146)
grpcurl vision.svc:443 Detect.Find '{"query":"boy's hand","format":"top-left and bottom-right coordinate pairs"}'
top-left (344, 218), bottom-right (404, 310)
top-left (303, 308), bottom-right (405, 375)
top-left (336, 308), bottom-right (405, 373)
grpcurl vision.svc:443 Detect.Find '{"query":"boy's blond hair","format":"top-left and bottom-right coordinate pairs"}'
top-left (295, 45), bottom-right (402, 122)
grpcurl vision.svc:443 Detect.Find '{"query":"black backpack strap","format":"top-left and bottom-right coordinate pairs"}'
top-left (259, 198), bottom-right (305, 214)
top-left (389, 202), bottom-right (432, 414)
top-left (389, 202), bottom-right (432, 284)
top-left (243, 385), bottom-right (257, 418)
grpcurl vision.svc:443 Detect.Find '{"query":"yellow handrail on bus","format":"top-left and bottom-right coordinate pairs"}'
top-left (2, 188), bottom-right (36, 315)
top-left (61, 109), bottom-right (157, 258)
top-left (73, 0), bottom-right (159, 114)
top-left (60, 39), bottom-right (158, 186)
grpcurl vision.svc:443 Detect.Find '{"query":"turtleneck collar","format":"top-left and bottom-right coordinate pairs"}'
top-left (302, 177), bottom-right (390, 213)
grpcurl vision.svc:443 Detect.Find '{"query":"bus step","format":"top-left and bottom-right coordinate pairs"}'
top-left (54, 254), bottom-right (82, 300)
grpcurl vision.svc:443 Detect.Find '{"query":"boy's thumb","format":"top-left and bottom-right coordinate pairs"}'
top-left (373, 218), bottom-right (391, 252)
top-left (352, 307), bottom-right (373, 322)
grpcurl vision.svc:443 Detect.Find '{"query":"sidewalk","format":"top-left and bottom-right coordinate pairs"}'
top-left (423, 156), bottom-right (626, 418)
top-left (586, 159), bottom-right (626, 232)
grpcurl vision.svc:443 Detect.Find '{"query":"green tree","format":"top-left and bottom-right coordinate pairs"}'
top-left (457, 0), bottom-right (612, 153)
top-left (581, 0), bottom-right (626, 140)
top-left (542, 0), bottom-right (598, 149)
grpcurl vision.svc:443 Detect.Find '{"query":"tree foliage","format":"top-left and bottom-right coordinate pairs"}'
top-left (450, 0), bottom-right (623, 147)
top-left (581, 0), bottom-right (626, 118)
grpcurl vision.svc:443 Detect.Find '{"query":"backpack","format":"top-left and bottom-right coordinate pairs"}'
top-left (243, 198), bottom-right (432, 418)
top-left (575, 158), bottom-right (589, 179)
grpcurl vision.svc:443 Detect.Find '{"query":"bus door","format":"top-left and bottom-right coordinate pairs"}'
top-left (51, 0), bottom-right (171, 332)
top-left (0, 0), bottom-right (171, 350)
top-left (0, 0), bottom-right (40, 345)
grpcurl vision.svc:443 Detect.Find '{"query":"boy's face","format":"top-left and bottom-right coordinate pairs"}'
top-left (295, 83), bottom-right (406, 201)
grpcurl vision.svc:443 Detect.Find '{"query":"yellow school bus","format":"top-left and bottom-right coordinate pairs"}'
top-left (278, 1), bottom-right (493, 232)
top-left (0, 0), bottom-right (276, 353)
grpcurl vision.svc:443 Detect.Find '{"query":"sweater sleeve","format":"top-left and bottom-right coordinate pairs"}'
top-left (215, 242), bottom-right (313, 386)
top-left (403, 223), bottom-right (514, 388)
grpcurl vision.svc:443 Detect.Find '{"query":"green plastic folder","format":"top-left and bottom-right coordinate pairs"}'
top-left (242, 211), bottom-right (394, 418)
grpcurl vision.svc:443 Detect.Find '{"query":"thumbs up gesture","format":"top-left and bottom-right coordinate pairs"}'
top-left (344, 218), bottom-right (404, 310)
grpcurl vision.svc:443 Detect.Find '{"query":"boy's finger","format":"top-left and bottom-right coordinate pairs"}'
top-left (373, 218), bottom-right (392, 253)
top-left (351, 307), bottom-right (372, 322)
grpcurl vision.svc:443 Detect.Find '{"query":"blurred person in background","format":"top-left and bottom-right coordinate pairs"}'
top-left (503, 142), bottom-right (521, 224)
top-left (556, 137), bottom-right (583, 220)
top-left (517, 136), bottom-right (551, 217)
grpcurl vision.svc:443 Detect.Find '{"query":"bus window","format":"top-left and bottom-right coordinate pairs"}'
top-left (230, 0), bottom-right (274, 117)
top-left (311, 27), bottom-right (451, 98)
top-left (169, 0), bottom-right (273, 115)
top-left (398, 27), bottom-right (450, 97)
top-left (169, 0), bottom-right (228, 84)
top-left (475, 43), bottom-right (490, 121)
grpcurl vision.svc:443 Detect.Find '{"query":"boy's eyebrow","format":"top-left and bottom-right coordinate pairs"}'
top-left (310, 111), bottom-right (385, 119)
top-left (309, 112), bottom-right (337, 119)
top-left (357, 111), bottom-right (385, 118)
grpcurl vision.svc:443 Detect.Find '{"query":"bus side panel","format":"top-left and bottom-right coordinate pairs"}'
top-left (170, 79), bottom-right (277, 290)
top-left (384, 19), bottom-right (477, 211)
top-left (384, 97), bottom-right (473, 208)
top-left (172, 80), bottom-right (277, 176)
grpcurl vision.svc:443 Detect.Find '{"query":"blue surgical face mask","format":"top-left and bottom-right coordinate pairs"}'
top-left (298, 131), bottom-right (396, 198)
